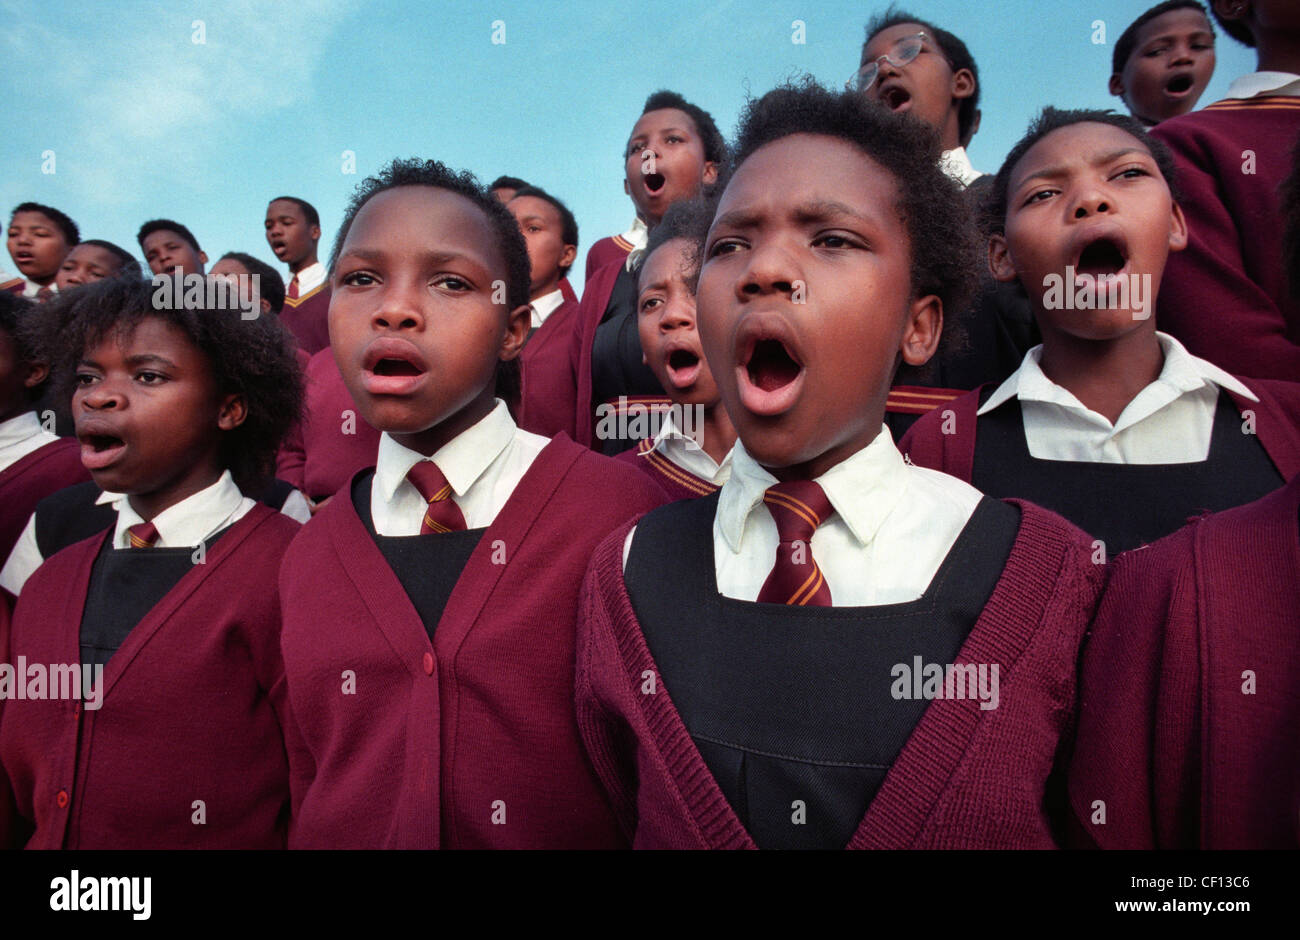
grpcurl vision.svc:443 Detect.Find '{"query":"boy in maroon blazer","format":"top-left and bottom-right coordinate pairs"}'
top-left (507, 186), bottom-right (583, 439)
top-left (901, 108), bottom-right (1300, 556)
top-left (576, 82), bottom-right (1105, 850)
top-left (1150, 1), bottom-right (1300, 379)
top-left (614, 199), bottom-right (735, 500)
top-left (136, 218), bottom-right (207, 276)
top-left (1109, 2), bottom-right (1217, 126)
top-left (0, 276), bottom-right (305, 848)
top-left (277, 158), bottom-right (666, 849)
top-left (4, 203), bottom-right (79, 301)
top-left (266, 196), bottom-right (332, 354)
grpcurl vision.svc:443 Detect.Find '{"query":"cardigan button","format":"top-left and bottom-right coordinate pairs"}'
top-left (56, 789), bottom-right (69, 809)
top-left (422, 652), bottom-right (434, 676)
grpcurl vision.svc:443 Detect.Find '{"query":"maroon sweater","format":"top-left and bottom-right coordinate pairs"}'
top-left (899, 377), bottom-right (1300, 485)
top-left (518, 296), bottom-right (582, 440)
top-left (275, 347), bottom-right (381, 501)
top-left (571, 258), bottom-right (625, 448)
top-left (0, 504), bottom-right (300, 849)
top-left (613, 439), bottom-right (719, 501)
top-left (1151, 97), bottom-right (1300, 380)
top-left (278, 435), bottom-right (667, 848)
top-left (576, 500), bottom-right (1105, 848)
top-left (1068, 473), bottom-right (1300, 848)
top-left (279, 283), bottom-right (332, 355)
top-left (584, 234), bottom-right (635, 283)
top-left (0, 436), bottom-right (90, 567)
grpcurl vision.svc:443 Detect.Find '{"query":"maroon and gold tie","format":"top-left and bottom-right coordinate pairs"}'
top-left (407, 461), bottom-right (466, 534)
top-left (756, 480), bottom-right (834, 606)
top-left (127, 521), bottom-right (160, 548)
top-left (287, 275), bottom-right (299, 300)
top-left (35, 285), bottom-right (54, 303)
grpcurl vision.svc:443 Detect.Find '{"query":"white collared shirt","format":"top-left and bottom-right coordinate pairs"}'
top-left (634, 408), bottom-right (733, 487)
top-left (529, 287), bottom-right (566, 329)
top-left (1225, 71), bottom-right (1300, 99)
top-left (19, 278), bottom-right (55, 299)
top-left (632, 429), bottom-right (981, 606)
top-left (0, 411), bottom-right (60, 474)
top-left (291, 260), bottom-right (327, 296)
top-left (370, 399), bottom-right (548, 536)
top-left (100, 470), bottom-right (255, 549)
top-left (940, 147), bottom-right (985, 187)
top-left (622, 217), bottom-right (650, 272)
top-left (978, 332), bottom-right (1257, 464)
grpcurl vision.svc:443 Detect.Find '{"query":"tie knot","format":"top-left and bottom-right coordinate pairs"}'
top-left (763, 480), bottom-right (833, 543)
top-left (127, 521), bottom-right (159, 548)
top-left (407, 460), bottom-right (453, 504)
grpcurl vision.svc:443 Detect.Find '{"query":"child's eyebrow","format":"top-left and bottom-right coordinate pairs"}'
top-left (124, 353), bottom-right (179, 369)
top-left (713, 200), bottom-right (873, 230)
top-left (1016, 148), bottom-right (1150, 187)
top-left (339, 247), bottom-right (488, 270)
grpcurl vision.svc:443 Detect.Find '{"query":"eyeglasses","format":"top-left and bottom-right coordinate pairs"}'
top-left (846, 32), bottom-right (933, 93)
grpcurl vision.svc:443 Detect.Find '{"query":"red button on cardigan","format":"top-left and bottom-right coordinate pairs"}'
top-left (56, 789), bottom-right (69, 808)
top-left (422, 652), bottom-right (434, 676)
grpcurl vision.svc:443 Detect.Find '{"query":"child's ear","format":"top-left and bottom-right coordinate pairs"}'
top-left (216, 393), bottom-right (247, 431)
top-left (702, 161), bottom-right (719, 185)
top-left (199, 250), bottom-right (209, 265)
top-left (988, 234), bottom-right (1018, 283)
top-left (561, 244), bottom-right (577, 271)
top-left (899, 294), bottom-right (943, 367)
top-left (22, 361), bottom-right (49, 390)
top-left (951, 68), bottom-right (976, 102)
top-left (1168, 200), bottom-right (1189, 253)
top-left (499, 303), bottom-right (531, 362)
top-left (260, 297), bottom-right (272, 316)
top-left (1108, 73), bottom-right (1126, 98)
top-left (623, 178), bottom-right (631, 197)
top-left (310, 225), bottom-right (321, 242)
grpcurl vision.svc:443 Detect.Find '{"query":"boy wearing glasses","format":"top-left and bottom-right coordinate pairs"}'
top-left (855, 9), bottom-right (984, 186)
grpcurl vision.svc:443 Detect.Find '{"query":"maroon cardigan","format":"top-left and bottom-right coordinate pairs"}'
top-left (0, 436), bottom-right (90, 567)
top-left (1068, 473), bottom-right (1300, 848)
top-left (570, 258), bottom-right (626, 449)
top-left (278, 435), bottom-right (667, 848)
top-left (613, 440), bottom-right (719, 501)
top-left (575, 499), bottom-right (1105, 848)
top-left (0, 504), bottom-right (300, 849)
top-left (1151, 97), bottom-right (1300, 380)
top-left (518, 296), bottom-right (582, 440)
top-left (899, 376), bottom-right (1300, 485)
top-left (584, 235), bottom-right (634, 283)
top-left (279, 283), bottom-right (332, 356)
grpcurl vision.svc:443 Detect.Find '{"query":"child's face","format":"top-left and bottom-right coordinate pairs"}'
top-left (1112, 9), bottom-right (1215, 124)
top-left (861, 24), bottom-right (972, 144)
top-left (73, 316), bottom-right (242, 508)
top-left (56, 244), bottom-right (124, 290)
top-left (507, 195), bottom-right (576, 296)
top-left (637, 237), bottom-right (718, 409)
top-left (696, 133), bottom-right (940, 479)
top-left (7, 211), bottom-right (71, 282)
top-left (623, 108), bottom-right (718, 227)
top-left (329, 186), bottom-right (529, 454)
top-left (142, 230), bottom-right (206, 277)
top-left (209, 258), bottom-right (272, 317)
top-left (991, 122), bottom-right (1188, 343)
top-left (265, 200), bottom-right (320, 268)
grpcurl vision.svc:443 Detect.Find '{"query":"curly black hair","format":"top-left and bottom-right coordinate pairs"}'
top-left (10, 202), bottom-right (80, 246)
top-left (45, 276), bottom-right (303, 490)
top-left (636, 197), bottom-right (716, 292)
top-left (983, 107), bottom-right (1181, 236)
top-left (862, 7), bottom-right (982, 147)
top-left (728, 79), bottom-right (980, 366)
top-left (0, 292), bottom-right (49, 405)
top-left (218, 252), bottom-right (286, 314)
top-left (509, 185), bottom-right (579, 277)
top-left (636, 90), bottom-right (729, 167)
top-left (1210, 2), bottom-right (1254, 47)
top-left (1113, 1), bottom-right (1213, 73)
top-left (328, 157), bottom-right (530, 404)
top-left (136, 219), bottom-right (203, 253)
top-left (267, 195), bottom-right (320, 230)
top-left (77, 239), bottom-right (141, 279)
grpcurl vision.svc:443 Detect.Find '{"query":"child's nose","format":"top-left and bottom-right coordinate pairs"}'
top-left (371, 283), bottom-right (426, 330)
top-left (739, 241), bottom-right (799, 298)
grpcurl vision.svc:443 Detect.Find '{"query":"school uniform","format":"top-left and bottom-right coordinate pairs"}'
top-left (0, 411), bottom-right (89, 572)
top-left (0, 276), bottom-right (56, 301)
top-left (1, 275), bottom-right (26, 295)
top-left (278, 401), bottom-right (667, 848)
top-left (613, 408), bottom-right (731, 500)
top-left (518, 288), bottom-right (582, 439)
top-left (1152, 75), bottom-right (1300, 380)
top-left (0, 472), bottom-right (300, 848)
top-left (900, 334), bottom-right (1300, 554)
top-left (275, 346), bottom-right (381, 501)
top-left (583, 218), bottom-right (647, 283)
top-left (279, 261), bottom-right (331, 354)
top-left (1067, 472), bottom-right (1300, 848)
top-left (939, 146), bottom-right (984, 187)
top-left (577, 431), bottom-right (1104, 849)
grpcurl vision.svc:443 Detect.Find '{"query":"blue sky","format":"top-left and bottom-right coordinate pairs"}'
top-left (2, 0), bottom-right (1256, 294)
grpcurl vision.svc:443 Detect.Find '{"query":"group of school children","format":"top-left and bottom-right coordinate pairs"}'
top-left (1, 1), bottom-right (1298, 850)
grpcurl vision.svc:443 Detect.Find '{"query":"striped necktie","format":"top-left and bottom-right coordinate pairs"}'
top-left (406, 461), bottom-right (466, 534)
top-left (35, 285), bottom-right (54, 302)
top-left (756, 480), bottom-right (834, 606)
top-left (127, 521), bottom-right (160, 548)
top-left (287, 275), bottom-right (299, 300)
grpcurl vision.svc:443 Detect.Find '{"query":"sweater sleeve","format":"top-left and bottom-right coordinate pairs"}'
top-left (0, 598), bottom-right (14, 848)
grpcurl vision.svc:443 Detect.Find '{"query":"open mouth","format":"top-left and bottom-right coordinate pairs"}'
top-left (881, 85), bottom-right (911, 111)
top-left (14, 252), bottom-right (35, 265)
top-left (270, 241), bottom-right (287, 254)
top-left (664, 347), bottom-right (702, 388)
top-left (78, 433), bottom-right (127, 471)
top-left (361, 338), bottom-right (430, 395)
top-left (644, 173), bottom-right (666, 195)
top-left (1075, 237), bottom-right (1127, 279)
top-left (747, 339), bottom-right (801, 391)
top-left (1165, 74), bottom-right (1194, 95)
top-left (372, 357), bottom-right (423, 377)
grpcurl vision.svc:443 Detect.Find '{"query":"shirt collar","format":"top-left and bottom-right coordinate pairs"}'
top-left (1225, 71), bottom-right (1300, 99)
top-left (98, 469), bottom-right (247, 548)
top-left (978, 331), bottom-right (1258, 417)
top-left (294, 261), bottom-right (327, 293)
top-left (716, 428), bottom-right (908, 553)
top-left (374, 398), bottom-right (516, 505)
top-left (22, 279), bottom-right (55, 299)
top-left (644, 407), bottom-right (733, 471)
top-left (529, 287), bottom-right (566, 327)
top-left (940, 147), bottom-right (984, 187)
top-left (623, 217), bottom-right (650, 272)
top-left (0, 411), bottom-right (44, 448)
